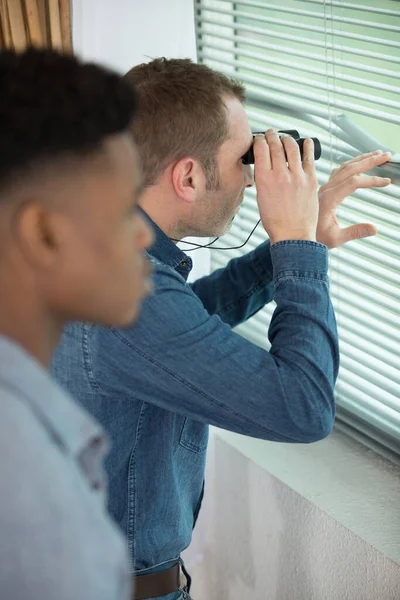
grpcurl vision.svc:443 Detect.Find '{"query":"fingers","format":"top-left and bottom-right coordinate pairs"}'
top-left (253, 133), bottom-right (271, 171)
top-left (280, 134), bottom-right (302, 173)
top-left (254, 130), bottom-right (318, 244)
top-left (329, 151), bottom-right (392, 185)
top-left (366, 151), bottom-right (392, 167)
top-left (301, 138), bottom-right (315, 176)
top-left (357, 175), bottom-right (392, 188)
top-left (339, 150), bottom-right (382, 169)
top-left (265, 129), bottom-right (287, 169)
top-left (341, 174), bottom-right (391, 193)
top-left (335, 223), bottom-right (377, 247)
top-left (255, 129), bottom-right (314, 174)
top-left (346, 151), bottom-right (392, 173)
top-left (320, 175), bottom-right (391, 209)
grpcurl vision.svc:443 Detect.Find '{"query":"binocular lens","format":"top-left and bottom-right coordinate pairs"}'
top-left (241, 130), bottom-right (322, 165)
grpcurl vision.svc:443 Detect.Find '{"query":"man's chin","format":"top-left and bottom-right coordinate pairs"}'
top-left (220, 218), bottom-right (234, 236)
top-left (195, 217), bottom-right (235, 240)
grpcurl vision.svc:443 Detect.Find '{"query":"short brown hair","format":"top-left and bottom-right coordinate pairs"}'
top-left (123, 58), bottom-right (246, 188)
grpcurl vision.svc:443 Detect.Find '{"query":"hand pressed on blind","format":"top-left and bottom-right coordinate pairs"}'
top-left (316, 150), bottom-right (391, 249)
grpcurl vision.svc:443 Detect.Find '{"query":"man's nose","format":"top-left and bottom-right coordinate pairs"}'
top-left (244, 164), bottom-right (254, 188)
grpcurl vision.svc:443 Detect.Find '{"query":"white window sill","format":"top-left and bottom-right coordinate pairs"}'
top-left (212, 426), bottom-right (400, 566)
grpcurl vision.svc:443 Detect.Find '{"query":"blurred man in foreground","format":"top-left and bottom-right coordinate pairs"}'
top-left (0, 48), bottom-right (153, 600)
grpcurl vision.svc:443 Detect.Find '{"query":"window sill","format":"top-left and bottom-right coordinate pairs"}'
top-left (212, 426), bottom-right (400, 566)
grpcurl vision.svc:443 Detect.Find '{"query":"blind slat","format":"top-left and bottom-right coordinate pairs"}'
top-left (339, 329), bottom-right (400, 379)
top-left (197, 25), bottom-right (400, 79)
top-left (198, 5), bottom-right (400, 45)
top-left (332, 239), bottom-right (400, 272)
top-left (295, 0), bottom-right (400, 17)
top-left (198, 50), bottom-right (400, 112)
top-left (330, 250), bottom-right (400, 290)
top-left (338, 369), bottom-right (400, 414)
top-left (203, 62), bottom-right (400, 124)
top-left (329, 272), bottom-right (400, 323)
top-left (247, 89), bottom-right (400, 139)
top-left (338, 347), bottom-right (400, 396)
top-left (214, 0), bottom-right (400, 20)
top-left (200, 39), bottom-right (399, 95)
top-left (196, 13), bottom-right (400, 58)
top-left (336, 382), bottom-right (400, 438)
top-left (333, 304), bottom-right (400, 347)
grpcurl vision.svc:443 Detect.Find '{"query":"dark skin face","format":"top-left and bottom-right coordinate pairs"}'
top-left (0, 133), bottom-right (154, 366)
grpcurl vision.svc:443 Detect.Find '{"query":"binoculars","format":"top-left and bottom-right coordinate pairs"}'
top-left (241, 130), bottom-right (322, 165)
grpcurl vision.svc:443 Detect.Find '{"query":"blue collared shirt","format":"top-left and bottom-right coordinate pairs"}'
top-left (52, 212), bottom-right (339, 580)
top-left (0, 335), bottom-right (131, 600)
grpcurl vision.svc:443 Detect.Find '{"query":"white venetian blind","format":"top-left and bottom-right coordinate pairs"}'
top-left (195, 0), bottom-right (400, 459)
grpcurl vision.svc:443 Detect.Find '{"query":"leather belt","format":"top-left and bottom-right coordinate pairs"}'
top-left (133, 564), bottom-right (181, 600)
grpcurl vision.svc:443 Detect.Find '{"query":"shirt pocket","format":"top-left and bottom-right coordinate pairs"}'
top-left (179, 418), bottom-right (209, 454)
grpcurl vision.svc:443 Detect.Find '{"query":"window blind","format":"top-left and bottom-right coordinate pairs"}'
top-left (195, 0), bottom-right (400, 460)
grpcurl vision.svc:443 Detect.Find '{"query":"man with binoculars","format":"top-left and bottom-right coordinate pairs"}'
top-left (52, 58), bottom-right (391, 600)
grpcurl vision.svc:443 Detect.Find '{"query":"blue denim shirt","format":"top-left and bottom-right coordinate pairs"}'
top-left (52, 212), bottom-right (338, 580)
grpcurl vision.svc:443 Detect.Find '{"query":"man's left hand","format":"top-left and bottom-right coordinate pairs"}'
top-left (316, 150), bottom-right (392, 249)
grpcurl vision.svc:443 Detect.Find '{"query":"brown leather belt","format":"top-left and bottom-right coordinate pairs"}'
top-left (133, 564), bottom-right (181, 600)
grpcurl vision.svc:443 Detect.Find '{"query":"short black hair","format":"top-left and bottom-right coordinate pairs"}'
top-left (0, 48), bottom-right (138, 190)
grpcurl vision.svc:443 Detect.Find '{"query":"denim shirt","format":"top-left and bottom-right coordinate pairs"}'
top-left (51, 212), bottom-right (339, 577)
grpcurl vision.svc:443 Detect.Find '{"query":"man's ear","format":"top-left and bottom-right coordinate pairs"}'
top-left (171, 158), bottom-right (205, 203)
top-left (13, 202), bottom-right (63, 269)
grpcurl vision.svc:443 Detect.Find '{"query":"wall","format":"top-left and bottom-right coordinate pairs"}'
top-left (72, 0), bottom-right (197, 73)
top-left (189, 432), bottom-right (400, 600)
top-left (71, 0), bottom-right (211, 279)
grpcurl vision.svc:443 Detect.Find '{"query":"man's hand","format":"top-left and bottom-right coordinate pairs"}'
top-left (254, 129), bottom-right (319, 245)
top-left (317, 150), bottom-right (392, 249)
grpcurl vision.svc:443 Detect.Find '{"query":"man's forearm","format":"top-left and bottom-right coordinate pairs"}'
top-left (190, 239), bottom-right (274, 327)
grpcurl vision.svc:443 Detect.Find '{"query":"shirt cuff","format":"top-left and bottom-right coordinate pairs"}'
top-left (270, 240), bottom-right (328, 283)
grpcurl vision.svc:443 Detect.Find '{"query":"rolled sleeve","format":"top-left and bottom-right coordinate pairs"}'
top-left (271, 240), bottom-right (328, 282)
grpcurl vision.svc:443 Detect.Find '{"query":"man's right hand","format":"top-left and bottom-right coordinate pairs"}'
top-left (253, 129), bottom-right (319, 246)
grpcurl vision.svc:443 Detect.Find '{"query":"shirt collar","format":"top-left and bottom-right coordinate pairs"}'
top-left (140, 208), bottom-right (193, 278)
top-left (0, 335), bottom-right (106, 460)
